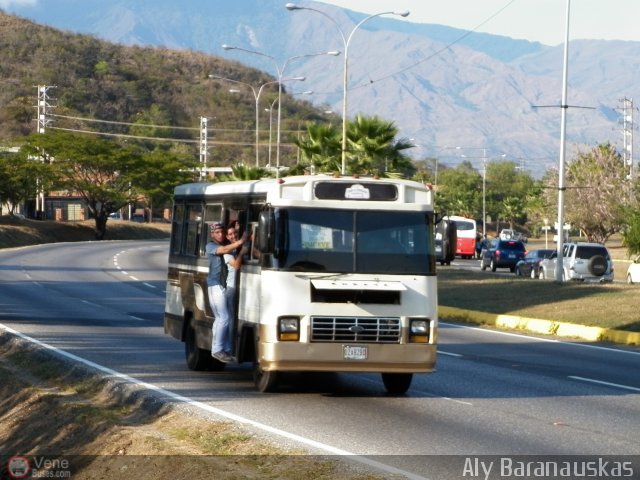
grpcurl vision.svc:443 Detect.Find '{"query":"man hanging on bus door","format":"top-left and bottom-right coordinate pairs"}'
top-left (223, 223), bottom-right (249, 356)
top-left (205, 222), bottom-right (247, 363)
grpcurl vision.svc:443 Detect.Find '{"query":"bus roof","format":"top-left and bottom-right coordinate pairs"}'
top-left (174, 175), bottom-right (434, 210)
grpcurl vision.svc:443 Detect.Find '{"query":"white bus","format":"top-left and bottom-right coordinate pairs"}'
top-left (164, 175), bottom-right (438, 393)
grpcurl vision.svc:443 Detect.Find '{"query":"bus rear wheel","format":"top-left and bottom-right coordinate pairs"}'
top-left (185, 319), bottom-right (213, 371)
top-left (381, 373), bottom-right (413, 394)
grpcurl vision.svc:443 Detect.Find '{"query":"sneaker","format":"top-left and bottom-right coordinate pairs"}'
top-left (212, 351), bottom-right (233, 363)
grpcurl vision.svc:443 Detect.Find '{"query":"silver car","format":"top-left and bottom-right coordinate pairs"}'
top-left (539, 242), bottom-right (614, 282)
top-left (627, 255), bottom-right (640, 284)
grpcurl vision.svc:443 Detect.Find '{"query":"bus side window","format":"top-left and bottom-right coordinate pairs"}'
top-left (185, 204), bottom-right (202, 256)
top-left (170, 204), bottom-right (185, 255)
top-left (202, 203), bottom-right (223, 256)
top-left (248, 222), bottom-right (261, 261)
top-left (246, 203), bottom-right (265, 262)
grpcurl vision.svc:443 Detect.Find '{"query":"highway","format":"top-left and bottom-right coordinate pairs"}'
top-left (1, 241), bottom-right (638, 478)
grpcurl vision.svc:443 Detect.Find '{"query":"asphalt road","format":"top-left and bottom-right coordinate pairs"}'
top-left (1, 241), bottom-right (638, 479)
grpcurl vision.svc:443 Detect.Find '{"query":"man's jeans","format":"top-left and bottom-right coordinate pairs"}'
top-left (208, 284), bottom-right (229, 354)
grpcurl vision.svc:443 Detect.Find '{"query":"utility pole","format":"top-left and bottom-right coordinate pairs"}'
top-left (620, 97), bottom-right (635, 180)
top-left (36, 85), bottom-right (55, 134)
top-left (199, 116), bottom-right (208, 181)
top-left (35, 85), bottom-right (55, 219)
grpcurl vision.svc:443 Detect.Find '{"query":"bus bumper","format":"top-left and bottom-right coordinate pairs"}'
top-left (258, 341), bottom-right (436, 373)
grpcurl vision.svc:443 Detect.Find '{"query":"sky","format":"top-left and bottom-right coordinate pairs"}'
top-left (1, 0), bottom-right (638, 45)
top-left (321, 0), bottom-right (640, 46)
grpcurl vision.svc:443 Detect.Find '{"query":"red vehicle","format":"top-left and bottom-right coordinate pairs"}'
top-left (449, 215), bottom-right (476, 259)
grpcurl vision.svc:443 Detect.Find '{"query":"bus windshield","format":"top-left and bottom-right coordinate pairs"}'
top-left (275, 208), bottom-right (434, 275)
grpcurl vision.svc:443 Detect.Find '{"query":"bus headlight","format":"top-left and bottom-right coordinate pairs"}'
top-left (409, 319), bottom-right (430, 343)
top-left (278, 317), bottom-right (300, 341)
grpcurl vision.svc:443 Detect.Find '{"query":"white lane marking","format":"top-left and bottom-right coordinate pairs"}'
top-left (0, 324), bottom-right (429, 480)
top-left (441, 321), bottom-right (640, 356)
top-left (80, 300), bottom-right (100, 308)
top-left (440, 397), bottom-right (473, 406)
top-left (568, 376), bottom-right (640, 393)
top-left (79, 300), bottom-right (146, 322)
top-left (437, 350), bottom-right (463, 358)
top-left (114, 249), bottom-right (157, 288)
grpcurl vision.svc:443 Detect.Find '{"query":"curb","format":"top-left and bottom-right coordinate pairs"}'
top-left (439, 306), bottom-right (640, 346)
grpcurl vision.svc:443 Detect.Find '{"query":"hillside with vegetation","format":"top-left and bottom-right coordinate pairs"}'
top-left (0, 11), bottom-right (327, 164)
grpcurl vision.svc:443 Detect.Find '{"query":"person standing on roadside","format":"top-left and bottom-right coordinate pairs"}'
top-left (206, 222), bottom-right (247, 363)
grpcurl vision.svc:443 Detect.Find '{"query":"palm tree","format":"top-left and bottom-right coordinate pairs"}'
top-left (294, 123), bottom-right (342, 173)
top-left (217, 164), bottom-right (272, 182)
top-left (347, 114), bottom-right (414, 177)
top-left (295, 115), bottom-right (415, 177)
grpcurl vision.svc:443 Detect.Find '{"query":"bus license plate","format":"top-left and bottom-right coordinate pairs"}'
top-left (343, 345), bottom-right (368, 360)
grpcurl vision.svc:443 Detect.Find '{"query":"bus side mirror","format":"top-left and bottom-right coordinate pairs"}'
top-left (257, 210), bottom-right (275, 254)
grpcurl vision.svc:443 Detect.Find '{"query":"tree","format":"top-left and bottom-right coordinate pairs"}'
top-left (485, 160), bottom-right (533, 228)
top-left (21, 131), bottom-right (145, 240)
top-left (434, 161), bottom-right (481, 218)
top-left (522, 178), bottom-right (552, 237)
top-left (346, 114), bottom-right (414, 177)
top-left (294, 122), bottom-right (342, 173)
top-left (132, 146), bottom-right (199, 219)
top-left (544, 143), bottom-right (633, 243)
top-left (501, 196), bottom-right (525, 229)
top-left (0, 149), bottom-right (54, 216)
top-left (218, 164), bottom-right (273, 181)
top-left (623, 210), bottom-right (640, 256)
top-left (294, 115), bottom-right (414, 176)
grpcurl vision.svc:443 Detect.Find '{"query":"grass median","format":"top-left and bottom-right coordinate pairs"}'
top-left (438, 268), bottom-right (640, 332)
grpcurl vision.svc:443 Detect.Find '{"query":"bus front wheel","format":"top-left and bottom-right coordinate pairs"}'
top-left (381, 373), bottom-right (413, 395)
top-left (253, 362), bottom-right (278, 393)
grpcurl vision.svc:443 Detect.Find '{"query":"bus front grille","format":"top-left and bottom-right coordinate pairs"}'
top-left (311, 316), bottom-right (401, 343)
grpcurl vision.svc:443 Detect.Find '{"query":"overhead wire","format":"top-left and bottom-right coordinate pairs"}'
top-left (45, 3), bottom-right (521, 149)
top-left (352, 0), bottom-right (520, 93)
top-left (46, 114), bottom-right (259, 146)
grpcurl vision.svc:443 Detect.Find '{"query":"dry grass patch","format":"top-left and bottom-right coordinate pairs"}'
top-left (0, 216), bottom-right (170, 248)
top-left (0, 336), bottom-right (384, 479)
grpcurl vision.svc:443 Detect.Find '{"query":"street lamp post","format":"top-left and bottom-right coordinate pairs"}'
top-left (265, 98), bottom-right (278, 168)
top-left (286, 4), bottom-right (409, 175)
top-left (458, 147), bottom-right (507, 239)
top-left (482, 149), bottom-right (487, 239)
top-left (266, 91), bottom-right (313, 168)
top-left (555, 0), bottom-right (571, 283)
top-left (222, 45), bottom-right (338, 173)
top-left (209, 74), bottom-right (283, 167)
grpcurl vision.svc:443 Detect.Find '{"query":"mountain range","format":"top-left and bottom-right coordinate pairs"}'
top-left (3, 0), bottom-right (640, 177)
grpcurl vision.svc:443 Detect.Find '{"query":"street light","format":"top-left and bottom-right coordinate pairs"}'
top-left (286, 3), bottom-right (409, 175)
top-left (460, 150), bottom-right (488, 239)
top-left (209, 74), bottom-right (284, 167)
top-left (459, 148), bottom-right (506, 239)
top-left (265, 90), bottom-right (313, 168)
top-left (222, 45), bottom-right (339, 172)
top-left (555, 0), bottom-right (571, 283)
top-left (265, 98), bottom-right (278, 168)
